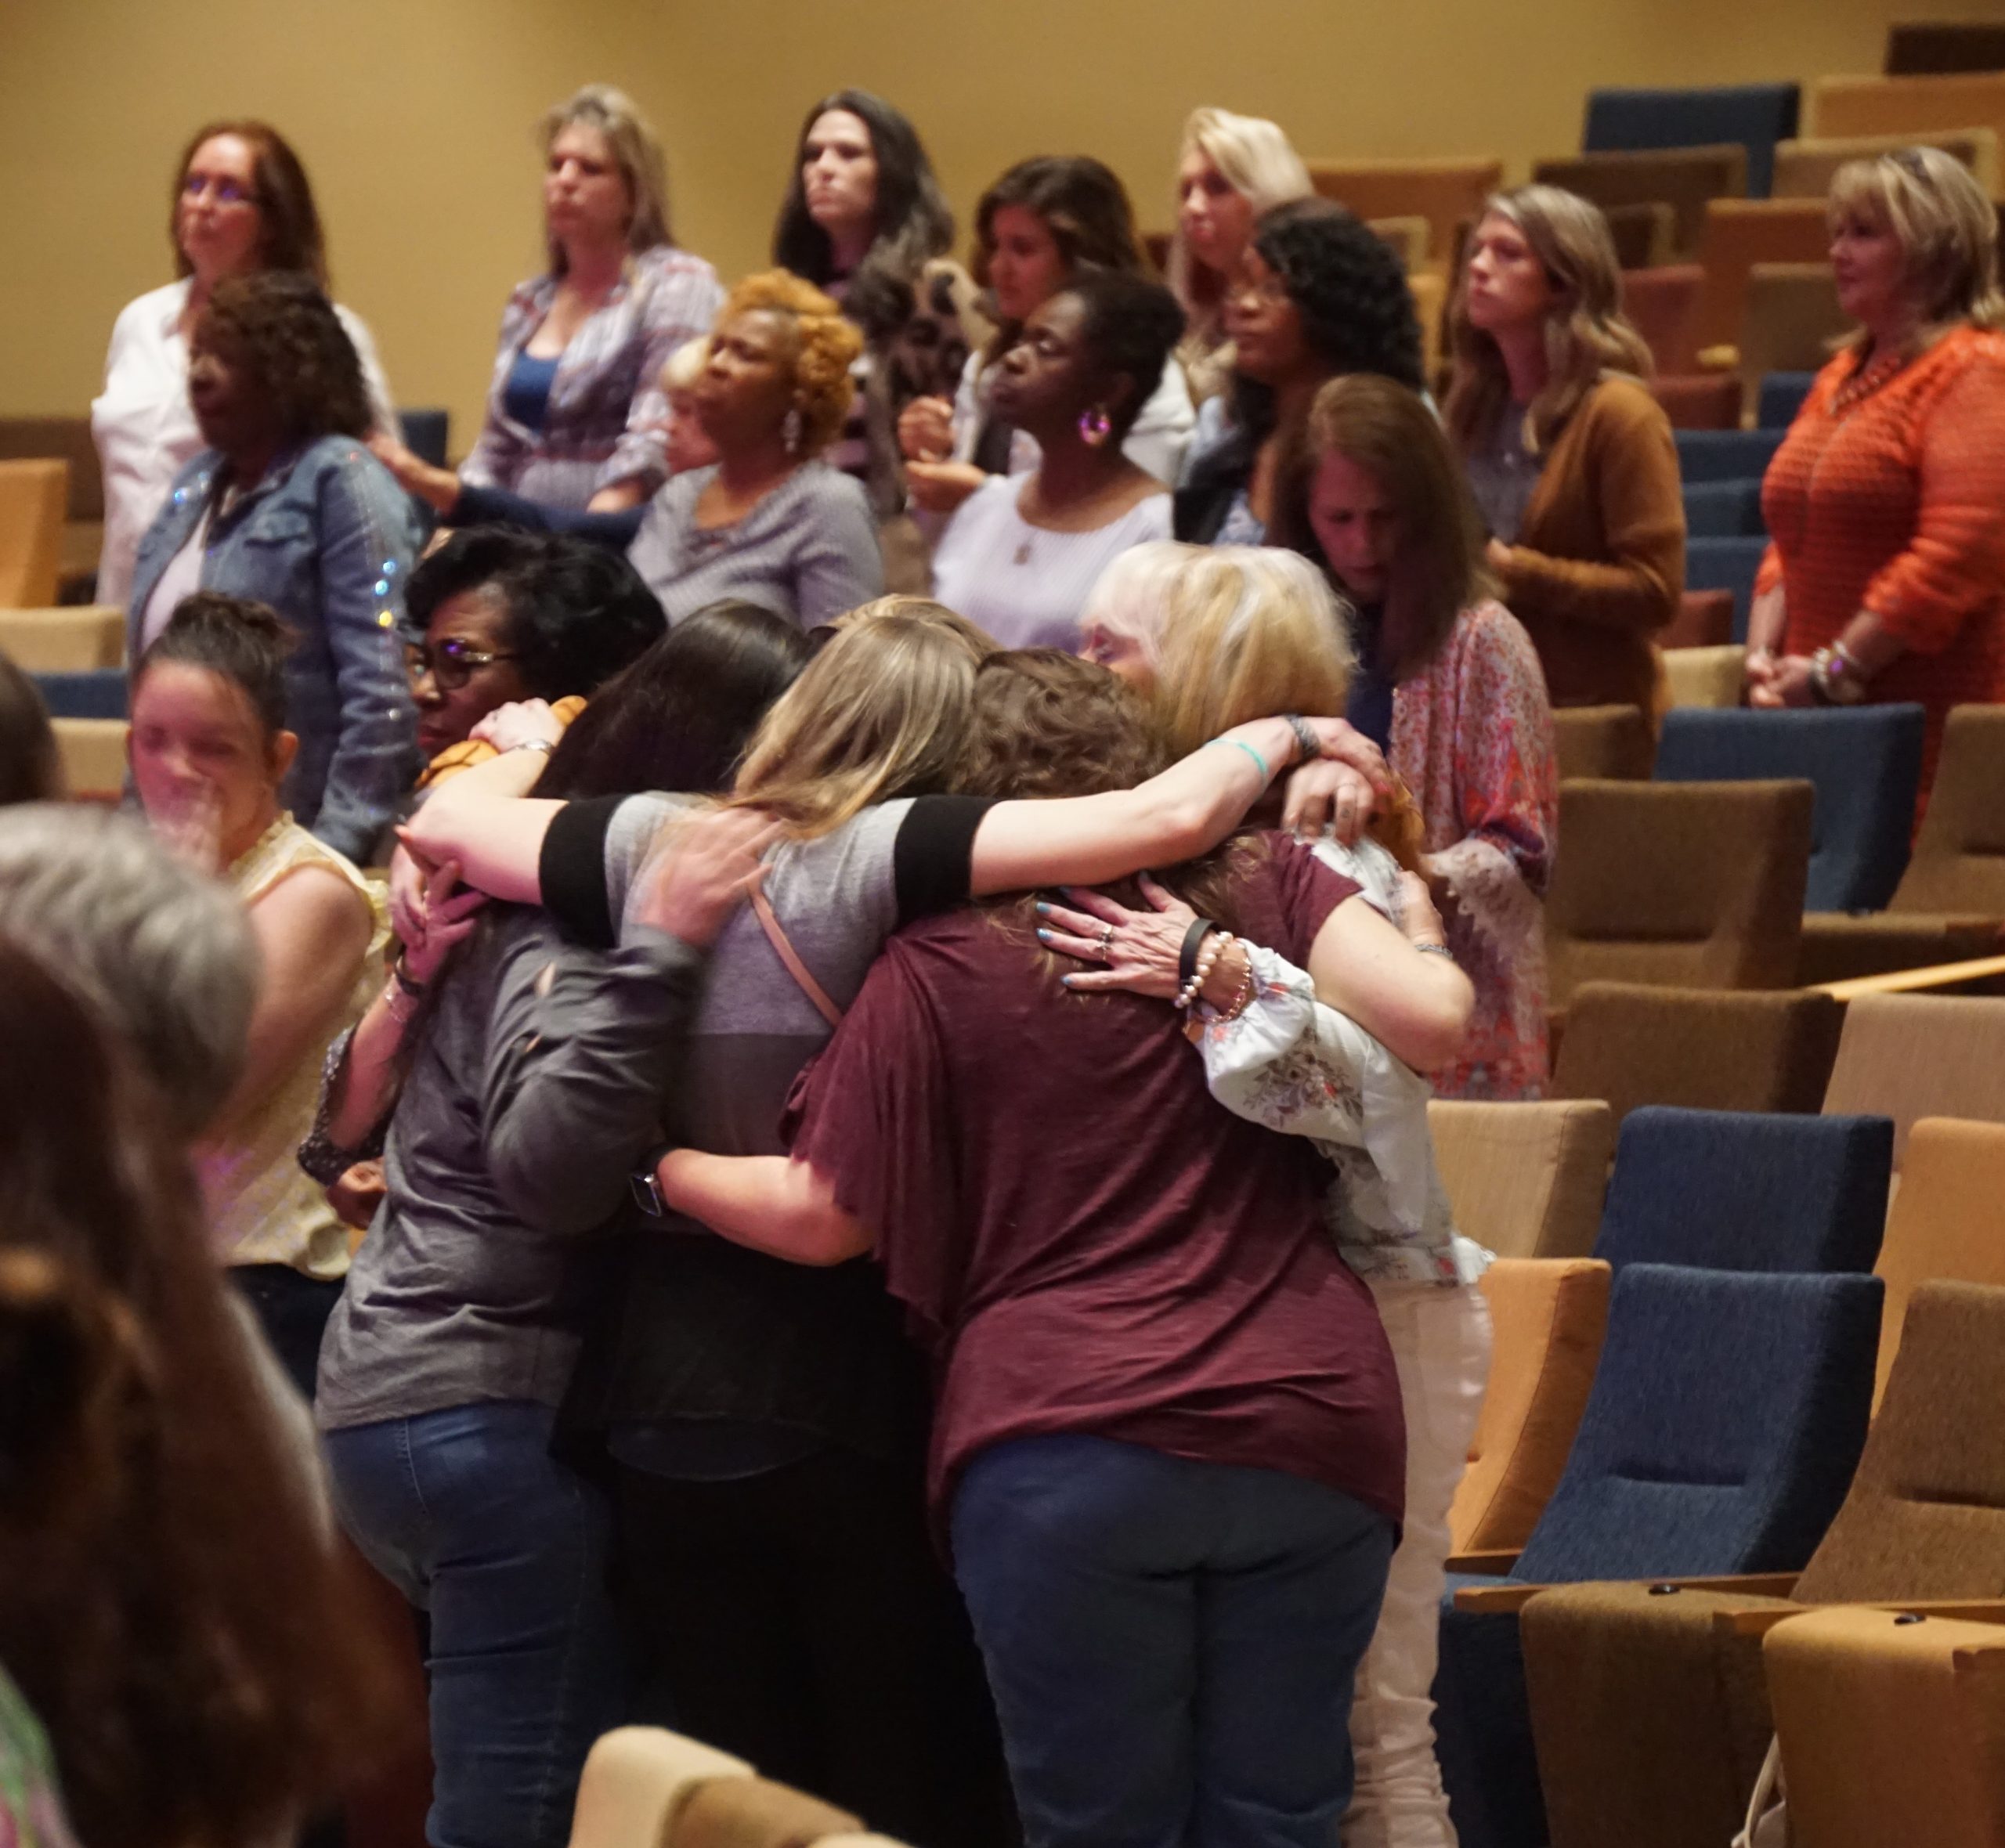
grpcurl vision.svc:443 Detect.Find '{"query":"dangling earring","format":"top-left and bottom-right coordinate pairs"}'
top-left (782, 406), bottom-right (804, 455)
top-left (1078, 406), bottom-right (1113, 447)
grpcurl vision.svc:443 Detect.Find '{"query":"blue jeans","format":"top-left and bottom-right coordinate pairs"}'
top-left (324, 1402), bottom-right (627, 1848)
top-left (951, 1434), bottom-right (1395, 1848)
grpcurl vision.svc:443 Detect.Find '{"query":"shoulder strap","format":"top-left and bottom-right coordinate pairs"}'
top-left (750, 886), bottom-right (844, 1029)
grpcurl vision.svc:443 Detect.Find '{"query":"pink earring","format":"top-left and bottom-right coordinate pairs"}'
top-left (1078, 407), bottom-right (1112, 446)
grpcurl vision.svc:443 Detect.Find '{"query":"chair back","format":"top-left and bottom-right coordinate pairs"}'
top-left (1823, 994), bottom-right (2005, 1163)
top-left (1885, 23), bottom-right (2005, 78)
top-left (1674, 427), bottom-right (1784, 482)
top-left (1552, 706), bottom-right (1654, 781)
top-left (1429, 1099), bottom-right (1614, 1261)
top-left (1682, 535), bottom-right (1769, 640)
top-left (1653, 706), bottom-right (1925, 911)
top-left (1661, 645), bottom-right (1747, 709)
top-left (0, 460), bottom-right (67, 611)
top-left (1692, 199), bottom-right (1834, 352)
top-left (1891, 706), bottom-right (2005, 913)
top-left (1772, 126), bottom-right (2001, 197)
top-left (1621, 263), bottom-right (1707, 372)
top-left (1531, 145), bottom-right (1748, 258)
top-left (1593, 1106), bottom-right (1891, 1276)
top-left (1583, 83), bottom-right (1801, 196)
top-left (1544, 779), bottom-right (1812, 1009)
top-left (1737, 263), bottom-right (1848, 395)
top-left (1680, 479), bottom-right (1765, 538)
top-left (1515, 1263), bottom-right (1880, 1582)
top-left (0, 605), bottom-right (125, 673)
top-left (50, 719), bottom-right (127, 803)
top-left (1810, 70), bottom-right (2005, 151)
top-left (0, 419), bottom-right (102, 522)
top-left (1304, 157), bottom-right (1505, 270)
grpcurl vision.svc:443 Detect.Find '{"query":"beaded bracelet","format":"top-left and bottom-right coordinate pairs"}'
top-left (1177, 931), bottom-right (1230, 1010)
top-left (1210, 955), bottom-right (1259, 1024)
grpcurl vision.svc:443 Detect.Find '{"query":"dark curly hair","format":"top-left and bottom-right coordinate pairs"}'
top-left (1063, 270), bottom-right (1187, 442)
top-left (405, 529), bottom-right (666, 703)
top-left (136, 593), bottom-right (294, 738)
top-left (199, 270), bottom-right (370, 445)
top-left (973, 156), bottom-right (1150, 359)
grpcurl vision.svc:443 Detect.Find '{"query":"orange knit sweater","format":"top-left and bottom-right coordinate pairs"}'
top-left (1757, 324), bottom-right (2005, 809)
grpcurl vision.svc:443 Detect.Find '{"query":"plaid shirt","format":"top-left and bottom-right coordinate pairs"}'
top-left (459, 244), bottom-right (723, 510)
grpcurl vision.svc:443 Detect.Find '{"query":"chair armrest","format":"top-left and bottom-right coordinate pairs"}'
top-left (1452, 1579), bottom-right (1549, 1613)
top-left (1812, 952), bottom-right (2005, 1001)
top-left (1446, 1550), bottom-right (1521, 1576)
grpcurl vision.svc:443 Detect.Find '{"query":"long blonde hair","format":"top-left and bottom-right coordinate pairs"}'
top-left (541, 84), bottom-right (673, 270)
top-left (1166, 109), bottom-right (1314, 330)
top-left (1443, 185), bottom-right (1653, 456)
top-left (731, 614), bottom-right (984, 836)
top-left (1828, 146), bottom-right (2005, 348)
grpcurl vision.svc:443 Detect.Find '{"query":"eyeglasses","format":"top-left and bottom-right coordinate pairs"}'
top-left (405, 639), bottom-right (518, 691)
top-left (181, 173), bottom-right (260, 208)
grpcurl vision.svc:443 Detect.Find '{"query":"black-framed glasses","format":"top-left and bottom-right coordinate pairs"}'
top-left (405, 639), bottom-right (518, 691)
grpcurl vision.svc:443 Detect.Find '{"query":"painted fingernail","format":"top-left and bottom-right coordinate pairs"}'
top-left (1034, 901), bottom-right (1050, 915)
top-left (1035, 928), bottom-right (1053, 942)
top-left (1060, 974), bottom-right (1078, 987)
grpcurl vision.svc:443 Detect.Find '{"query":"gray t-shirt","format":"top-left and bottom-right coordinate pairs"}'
top-left (1465, 403), bottom-right (1543, 545)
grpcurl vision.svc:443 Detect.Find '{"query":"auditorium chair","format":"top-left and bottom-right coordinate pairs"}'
top-left (0, 605), bottom-right (124, 672)
top-left (1543, 778), bottom-right (1812, 1015)
top-left (1530, 144), bottom-right (1747, 261)
top-left (31, 668), bottom-right (125, 721)
top-left (1755, 368), bottom-right (1815, 427)
top-left (1520, 1278), bottom-right (2005, 1848)
top-left (1582, 83), bottom-right (1801, 197)
top-left (1886, 21), bottom-right (2005, 78)
top-left (1447, 1257), bottom-right (1610, 1557)
top-left (52, 719), bottom-right (127, 802)
top-left (0, 417), bottom-right (101, 602)
top-left (1551, 982), bottom-right (1844, 1127)
top-left (1809, 70), bottom-right (2005, 153)
top-left (1735, 264), bottom-right (1848, 405)
top-left (1304, 157), bottom-right (1504, 271)
top-left (1797, 706), bottom-right (2005, 983)
top-left (1647, 372), bottom-right (1740, 429)
top-left (1365, 213), bottom-right (1430, 270)
top-left (1821, 993), bottom-right (2005, 1163)
top-left (1653, 705), bottom-right (1925, 912)
top-left (1435, 1263), bottom-right (1881, 1848)
top-left (1589, 1106), bottom-right (1890, 1277)
top-left (1690, 198), bottom-right (1834, 359)
top-left (1600, 200), bottom-right (1675, 270)
top-left (1682, 535), bottom-right (1767, 639)
top-left (1550, 706), bottom-right (1653, 781)
top-left (0, 460), bottom-right (67, 610)
top-left (1660, 644), bottom-right (1746, 708)
top-left (1680, 478), bottom-right (1764, 537)
top-left (1427, 1098), bottom-right (1614, 1261)
top-left (1674, 427), bottom-right (1784, 481)
top-left (1620, 264), bottom-right (1706, 373)
top-left (1772, 125), bottom-right (2000, 198)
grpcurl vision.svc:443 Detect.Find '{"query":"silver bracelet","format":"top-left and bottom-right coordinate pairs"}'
top-left (509, 737), bottom-right (557, 756)
top-left (1413, 942), bottom-right (1456, 959)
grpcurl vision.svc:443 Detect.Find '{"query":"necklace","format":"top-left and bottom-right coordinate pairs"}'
top-left (1013, 534), bottom-right (1033, 566)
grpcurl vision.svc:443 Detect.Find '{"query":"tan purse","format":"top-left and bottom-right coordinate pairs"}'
top-left (750, 888), bottom-right (844, 1029)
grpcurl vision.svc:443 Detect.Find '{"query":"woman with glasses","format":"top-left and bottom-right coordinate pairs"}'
top-left (93, 120), bottom-right (397, 608)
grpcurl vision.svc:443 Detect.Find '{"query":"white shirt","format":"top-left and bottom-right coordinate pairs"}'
top-left (929, 474), bottom-right (1173, 651)
top-left (948, 349), bottom-right (1196, 488)
top-left (139, 506), bottom-right (209, 650)
top-left (91, 278), bottom-right (397, 609)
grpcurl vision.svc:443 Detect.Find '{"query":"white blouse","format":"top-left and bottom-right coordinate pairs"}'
top-left (91, 278), bottom-right (397, 609)
top-left (929, 474), bottom-right (1173, 651)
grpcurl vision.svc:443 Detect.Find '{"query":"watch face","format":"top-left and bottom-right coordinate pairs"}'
top-left (630, 1170), bottom-right (665, 1218)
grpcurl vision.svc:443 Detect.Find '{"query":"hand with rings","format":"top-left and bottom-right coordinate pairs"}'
top-left (1033, 875), bottom-right (1199, 999)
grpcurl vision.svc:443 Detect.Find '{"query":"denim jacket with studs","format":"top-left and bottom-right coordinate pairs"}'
top-left (128, 437), bottom-right (421, 864)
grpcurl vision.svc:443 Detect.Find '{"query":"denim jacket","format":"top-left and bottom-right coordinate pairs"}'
top-left (128, 437), bottom-right (421, 863)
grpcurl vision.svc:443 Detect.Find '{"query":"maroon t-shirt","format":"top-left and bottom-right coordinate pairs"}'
top-left (781, 835), bottom-right (1405, 1536)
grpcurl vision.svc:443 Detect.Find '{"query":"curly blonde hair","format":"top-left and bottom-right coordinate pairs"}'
top-left (719, 270), bottom-right (863, 457)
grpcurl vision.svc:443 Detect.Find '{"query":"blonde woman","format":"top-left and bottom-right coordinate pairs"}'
top-left (1747, 147), bottom-right (2005, 818)
top-left (1168, 108), bottom-right (1315, 407)
top-left (1443, 185), bottom-right (1683, 716)
top-left (374, 85), bottom-right (722, 513)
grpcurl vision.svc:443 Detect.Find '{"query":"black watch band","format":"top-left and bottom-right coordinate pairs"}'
top-left (629, 1141), bottom-right (677, 1218)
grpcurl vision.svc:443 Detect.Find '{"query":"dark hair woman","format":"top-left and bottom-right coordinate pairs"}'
top-left (1175, 197), bottom-right (1425, 550)
top-left (93, 119), bottom-right (396, 609)
top-left (900, 155), bottom-right (1194, 514)
top-left (125, 270), bottom-right (421, 865)
top-left (0, 659), bottom-right (60, 807)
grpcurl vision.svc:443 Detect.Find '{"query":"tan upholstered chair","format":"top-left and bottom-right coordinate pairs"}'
top-left (1550, 707), bottom-right (1653, 781)
top-left (1449, 1257), bottom-right (1611, 1556)
top-left (1305, 157), bottom-right (1504, 273)
top-left (1736, 263), bottom-right (1848, 397)
top-left (1429, 1099), bottom-right (1613, 1261)
top-left (1661, 644), bottom-right (1747, 709)
top-left (0, 417), bottom-right (103, 601)
top-left (1772, 126), bottom-right (2001, 199)
top-left (569, 1727), bottom-right (753, 1848)
top-left (1544, 780), bottom-right (1813, 1015)
top-left (1798, 706), bottom-right (2005, 984)
top-left (0, 460), bottom-right (67, 611)
top-left (52, 719), bottom-right (127, 802)
top-left (1809, 70), bottom-right (2005, 153)
top-left (1690, 199), bottom-right (1834, 357)
top-left (1521, 1279), bottom-right (2005, 1848)
top-left (1552, 981), bottom-right (1844, 1126)
top-left (0, 605), bottom-right (124, 672)
top-left (1870, 1117), bottom-right (2005, 1405)
top-left (1763, 1604), bottom-right (2005, 1848)
top-left (1364, 214), bottom-right (1430, 270)
top-left (1531, 145), bottom-right (1747, 261)
top-left (1821, 993), bottom-right (2005, 1163)
top-left (670, 1774), bottom-right (862, 1848)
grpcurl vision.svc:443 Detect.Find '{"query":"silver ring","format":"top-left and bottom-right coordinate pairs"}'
top-left (1100, 926), bottom-right (1116, 949)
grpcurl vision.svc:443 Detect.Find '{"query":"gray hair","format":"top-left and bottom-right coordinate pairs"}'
top-left (0, 807), bottom-right (256, 1137)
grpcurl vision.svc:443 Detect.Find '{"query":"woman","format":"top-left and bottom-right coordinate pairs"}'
top-left (0, 937), bottom-right (393, 1848)
top-left (1176, 198), bottom-right (1425, 547)
top-left (0, 658), bottom-right (60, 806)
top-left (1747, 146), bottom-right (2005, 818)
top-left (1443, 185), bottom-right (1684, 716)
top-left (399, 606), bottom-right (1393, 1847)
top-left (898, 156), bottom-right (1194, 511)
top-left (299, 605), bottom-right (808, 1848)
top-left (406, 273), bottom-right (884, 629)
top-left (93, 119), bottom-right (397, 609)
top-left (643, 649), bottom-right (1472, 1848)
top-left (125, 270), bottom-right (420, 864)
top-left (928, 271), bottom-right (1183, 649)
top-left (773, 90), bottom-right (989, 519)
top-left (403, 526), bottom-right (665, 784)
top-left (1166, 108), bottom-right (1314, 407)
top-left (375, 86), bottom-right (721, 515)
top-left (128, 594), bottom-right (385, 1397)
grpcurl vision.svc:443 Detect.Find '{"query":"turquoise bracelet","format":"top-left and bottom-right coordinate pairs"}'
top-left (1210, 736), bottom-right (1271, 781)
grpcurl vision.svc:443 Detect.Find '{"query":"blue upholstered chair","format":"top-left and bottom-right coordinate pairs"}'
top-left (1758, 370), bottom-right (1817, 428)
top-left (33, 669), bottom-right (126, 720)
top-left (1682, 478), bottom-right (1765, 538)
top-left (1583, 83), bottom-right (1802, 197)
top-left (1655, 705), bottom-right (1925, 910)
top-left (1433, 1263), bottom-right (1883, 1848)
top-left (1676, 428), bottom-right (1785, 483)
top-left (1683, 536), bottom-right (1768, 641)
top-left (1592, 1106), bottom-right (1892, 1276)
top-left (397, 408), bottom-right (452, 469)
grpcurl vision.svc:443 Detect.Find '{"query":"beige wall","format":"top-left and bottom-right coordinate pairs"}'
top-left (2, 0), bottom-right (1997, 442)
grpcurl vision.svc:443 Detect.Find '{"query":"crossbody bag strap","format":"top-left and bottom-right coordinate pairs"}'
top-left (750, 886), bottom-right (845, 1029)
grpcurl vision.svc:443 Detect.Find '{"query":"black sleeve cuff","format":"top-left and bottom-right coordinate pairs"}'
top-left (540, 794), bottom-right (624, 948)
top-left (894, 795), bottom-right (997, 927)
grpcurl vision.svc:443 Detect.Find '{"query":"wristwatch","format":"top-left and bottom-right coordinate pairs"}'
top-left (629, 1141), bottom-right (677, 1217)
